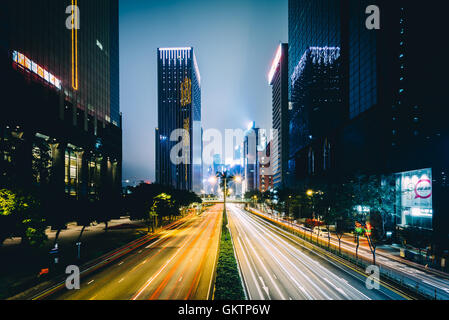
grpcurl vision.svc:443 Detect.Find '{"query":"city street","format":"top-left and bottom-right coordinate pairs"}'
top-left (227, 204), bottom-right (410, 300)
top-left (45, 205), bottom-right (222, 300)
top-left (250, 207), bottom-right (449, 300)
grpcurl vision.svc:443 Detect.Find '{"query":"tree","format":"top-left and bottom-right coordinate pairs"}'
top-left (335, 218), bottom-right (350, 254)
top-left (366, 213), bottom-right (383, 265)
top-left (0, 189), bottom-right (17, 246)
top-left (15, 190), bottom-right (48, 248)
top-left (31, 139), bottom-right (53, 185)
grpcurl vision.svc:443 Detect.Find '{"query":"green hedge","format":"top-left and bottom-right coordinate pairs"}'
top-left (214, 215), bottom-right (245, 300)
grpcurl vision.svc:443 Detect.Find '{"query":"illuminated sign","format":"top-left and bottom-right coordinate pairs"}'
top-left (396, 168), bottom-right (433, 229)
top-left (12, 50), bottom-right (61, 90)
top-left (268, 44), bottom-right (282, 85)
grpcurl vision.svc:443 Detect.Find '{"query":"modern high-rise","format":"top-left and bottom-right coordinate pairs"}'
top-left (0, 1), bottom-right (122, 205)
top-left (289, 46), bottom-right (343, 183)
top-left (243, 122), bottom-right (260, 193)
top-left (155, 47), bottom-right (202, 193)
top-left (288, 0), bottom-right (449, 252)
top-left (268, 43), bottom-right (289, 188)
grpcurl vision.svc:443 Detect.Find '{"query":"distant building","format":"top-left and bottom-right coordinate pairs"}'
top-left (243, 122), bottom-right (260, 193)
top-left (155, 47), bottom-right (202, 193)
top-left (268, 43), bottom-right (289, 188)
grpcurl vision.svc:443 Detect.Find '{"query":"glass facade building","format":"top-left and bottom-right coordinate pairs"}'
top-left (155, 47), bottom-right (202, 193)
top-left (0, 0), bottom-right (122, 203)
top-left (287, 0), bottom-right (449, 250)
top-left (269, 43), bottom-right (289, 188)
top-left (288, 0), bottom-right (341, 100)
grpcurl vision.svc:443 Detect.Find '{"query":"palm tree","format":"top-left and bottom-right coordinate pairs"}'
top-left (216, 171), bottom-right (234, 220)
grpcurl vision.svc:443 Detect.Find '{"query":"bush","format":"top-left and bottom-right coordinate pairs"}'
top-left (214, 218), bottom-right (245, 300)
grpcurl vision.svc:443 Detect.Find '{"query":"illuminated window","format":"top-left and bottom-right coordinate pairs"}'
top-left (65, 148), bottom-right (80, 196)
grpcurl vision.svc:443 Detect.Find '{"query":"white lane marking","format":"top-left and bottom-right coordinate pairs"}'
top-left (118, 261), bottom-right (124, 266)
top-left (138, 250), bottom-right (142, 253)
top-left (323, 278), bottom-right (350, 299)
top-left (119, 278), bottom-right (125, 283)
top-left (237, 211), bottom-right (286, 300)
top-left (87, 280), bottom-right (95, 285)
top-left (179, 276), bottom-right (183, 282)
top-left (237, 236), bottom-right (263, 300)
top-left (259, 276), bottom-right (270, 299)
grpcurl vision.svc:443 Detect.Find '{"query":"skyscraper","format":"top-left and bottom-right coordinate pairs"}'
top-left (243, 122), bottom-right (260, 193)
top-left (287, 0), bottom-right (449, 251)
top-left (268, 43), bottom-right (289, 188)
top-left (155, 47), bottom-right (202, 193)
top-left (1, 1), bottom-right (121, 205)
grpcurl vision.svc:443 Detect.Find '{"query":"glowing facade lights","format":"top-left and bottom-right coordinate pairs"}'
top-left (71, 0), bottom-right (79, 90)
top-left (158, 47), bottom-right (201, 86)
top-left (12, 50), bottom-right (61, 90)
top-left (268, 44), bottom-right (282, 85)
top-left (291, 46), bottom-right (341, 87)
top-left (180, 77), bottom-right (192, 107)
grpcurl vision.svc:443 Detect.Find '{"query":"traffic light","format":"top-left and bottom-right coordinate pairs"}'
top-left (355, 222), bottom-right (364, 235)
top-left (365, 222), bottom-right (372, 237)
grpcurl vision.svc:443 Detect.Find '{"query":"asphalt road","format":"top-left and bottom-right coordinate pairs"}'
top-left (252, 207), bottom-right (449, 300)
top-left (227, 204), bottom-right (411, 300)
top-left (47, 205), bottom-right (222, 300)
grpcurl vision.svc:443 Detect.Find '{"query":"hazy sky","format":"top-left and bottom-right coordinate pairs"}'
top-left (120, 0), bottom-right (288, 182)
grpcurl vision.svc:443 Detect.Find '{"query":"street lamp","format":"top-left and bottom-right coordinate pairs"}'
top-left (234, 175), bottom-right (242, 184)
top-left (306, 189), bottom-right (314, 197)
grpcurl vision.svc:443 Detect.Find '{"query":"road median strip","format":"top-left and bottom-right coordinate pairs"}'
top-left (213, 208), bottom-right (246, 300)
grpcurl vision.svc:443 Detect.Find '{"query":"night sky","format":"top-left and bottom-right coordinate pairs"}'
top-left (119, 0), bottom-right (287, 182)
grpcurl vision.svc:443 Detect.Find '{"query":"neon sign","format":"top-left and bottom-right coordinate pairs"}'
top-left (414, 179), bottom-right (432, 199)
top-left (71, 0), bottom-right (79, 90)
top-left (12, 51), bottom-right (61, 90)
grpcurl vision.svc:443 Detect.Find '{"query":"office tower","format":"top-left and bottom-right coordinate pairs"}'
top-left (289, 47), bottom-right (343, 181)
top-left (155, 47), bottom-right (202, 193)
top-left (243, 122), bottom-right (260, 192)
top-left (288, 0), bottom-right (449, 251)
top-left (268, 43), bottom-right (289, 188)
top-left (342, 1), bottom-right (448, 241)
top-left (287, 0), bottom-right (344, 186)
top-left (1, 1), bottom-right (121, 204)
